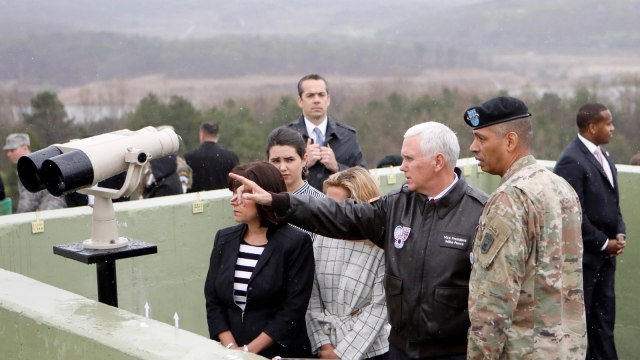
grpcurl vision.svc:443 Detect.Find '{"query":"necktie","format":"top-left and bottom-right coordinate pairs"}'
top-left (312, 127), bottom-right (324, 146)
top-left (595, 147), bottom-right (614, 186)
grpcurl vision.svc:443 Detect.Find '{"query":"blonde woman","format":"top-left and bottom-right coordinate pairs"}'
top-left (307, 167), bottom-right (389, 359)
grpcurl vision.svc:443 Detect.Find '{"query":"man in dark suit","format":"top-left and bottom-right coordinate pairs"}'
top-left (555, 103), bottom-right (626, 360)
top-left (185, 123), bottom-right (239, 192)
top-left (286, 74), bottom-right (366, 190)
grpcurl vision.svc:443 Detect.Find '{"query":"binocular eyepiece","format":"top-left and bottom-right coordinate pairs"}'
top-left (18, 127), bottom-right (180, 197)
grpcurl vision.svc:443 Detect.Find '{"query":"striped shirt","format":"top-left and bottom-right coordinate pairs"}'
top-left (233, 242), bottom-right (265, 310)
top-left (292, 181), bottom-right (325, 241)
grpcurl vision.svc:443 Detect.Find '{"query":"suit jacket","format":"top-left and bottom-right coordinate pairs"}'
top-left (554, 136), bottom-right (625, 267)
top-left (287, 115), bottom-right (366, 190)
top-left (185, 141), bottom-right (239, 192)
top-left (204, 223), bottom-right (314, 358)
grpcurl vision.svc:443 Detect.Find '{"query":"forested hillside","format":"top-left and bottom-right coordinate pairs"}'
top-left (0, 33), bottom-right (488, 86)
top-left (1, 0), bottom-right (639, 87)
top-left (3, 81), bottom-right (638, 171)
top-left (390, 0), bottom-right (640, 51)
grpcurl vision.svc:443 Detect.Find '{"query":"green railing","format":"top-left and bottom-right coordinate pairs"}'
top-left (0, 159), bottom-right (638, 359)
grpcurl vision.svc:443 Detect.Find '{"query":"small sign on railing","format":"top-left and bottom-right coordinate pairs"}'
top-left (192, 193), bottom-right (204, 214)
top-left (32, 210), bottom-right (45, 234)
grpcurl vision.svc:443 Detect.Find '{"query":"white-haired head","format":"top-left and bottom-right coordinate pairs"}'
top-left (403, 122), bottom-right (460, 169)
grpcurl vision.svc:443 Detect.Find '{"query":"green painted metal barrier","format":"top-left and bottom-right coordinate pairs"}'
top-left (0, 268), bottom-right (264, 360)
top-left (0, 159), bottom-right (638, 359)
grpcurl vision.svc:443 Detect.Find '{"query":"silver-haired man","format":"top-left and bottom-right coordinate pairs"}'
top-left (230, 122), bottom-right (488, 359)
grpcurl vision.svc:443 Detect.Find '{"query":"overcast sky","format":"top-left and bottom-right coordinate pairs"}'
top-left (0, 0), bottom-right (488, 39)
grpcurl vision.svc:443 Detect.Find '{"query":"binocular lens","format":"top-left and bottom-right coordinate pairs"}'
top-left (41, 150), bottom-right (94, 197)
top-left (17, 146), bottom-right (63, 193)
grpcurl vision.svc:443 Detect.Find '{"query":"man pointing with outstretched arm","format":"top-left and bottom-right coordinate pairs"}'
top-left (230, 121), bottom-right (488, 360)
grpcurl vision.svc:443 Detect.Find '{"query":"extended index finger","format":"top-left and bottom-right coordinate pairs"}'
top-left (228, 173), bottom-right (253, 188)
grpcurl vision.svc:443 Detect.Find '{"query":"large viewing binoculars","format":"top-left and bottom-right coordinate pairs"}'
top-left (18, 126), bottom-right (181, 197)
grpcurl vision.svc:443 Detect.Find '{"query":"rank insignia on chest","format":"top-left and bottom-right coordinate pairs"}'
top-left (393, 225), bottom-right (411, 249)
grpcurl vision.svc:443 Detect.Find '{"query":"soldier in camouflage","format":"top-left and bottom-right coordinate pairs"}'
top-left (4, 133), bottom-right (66, 213)
top-left (464, 97), bottom-right (587, 359)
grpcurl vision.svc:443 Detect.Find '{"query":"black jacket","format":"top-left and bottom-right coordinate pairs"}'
top-left (204, 223), bottom-right (314, 358)
top-left (0, 174), bottom-right (5, 200)
top-left (271, 170), bottom-right (487, 358)
top-left (287, 115), bottom-right (366, 190)
top-left (185, 141), bottom-right (239, 192)
top-left (143, 156), bottom-right (182, 198)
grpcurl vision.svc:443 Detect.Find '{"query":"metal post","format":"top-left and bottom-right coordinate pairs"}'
top-left (54, 239), bottom-right (157, 308)
top-left (96, 260), bottom-right (118, 307)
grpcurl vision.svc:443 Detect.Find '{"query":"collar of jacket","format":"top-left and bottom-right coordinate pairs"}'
top-left (201, 141), bottom-right (220, 149)
top-left (500, 155), bottom-right (537, 185)
top-left (574, 136), bottom-right (614, 185)
top-left (219, 223), bottom-right (287, 283)
top-left (294, 115), bottom-right (340, 141)
top-left (419, 167), bottom-right (467, 219)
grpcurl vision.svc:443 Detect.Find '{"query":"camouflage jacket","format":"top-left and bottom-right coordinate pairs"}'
top-left (468, 155), bottom-right (587, 359)
top-left (17, 178), bottom-right (66, 213)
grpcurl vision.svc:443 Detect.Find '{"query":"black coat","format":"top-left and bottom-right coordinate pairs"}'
top-left (287, 115), bottom-right (366, 190)
top-left (0, 174), bottom-right (5, 200)
top-left (144, 156), bottom-right (182, 198)
top-left (204, 223), bottom-right (314, 358)
top-left (270, 169), bottom-right (488, 357)
top-left (185, 141), bottom-right (239, 192)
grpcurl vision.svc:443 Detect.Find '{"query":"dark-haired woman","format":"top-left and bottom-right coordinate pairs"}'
top-left (266, 127), bottom-right (325, 241)
top-left (266, 127), bottom-right (325, 199)
top-left (204, 161), bottom-right (314, 358)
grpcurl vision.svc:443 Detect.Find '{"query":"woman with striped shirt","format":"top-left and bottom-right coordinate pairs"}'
top-left (204, 161), bottom-right (314, 358)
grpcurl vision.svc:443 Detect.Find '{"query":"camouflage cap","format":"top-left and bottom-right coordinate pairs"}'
top-left (3, 133), bottom-right (30, 150)
top-left (464, 96), bottom-right (531, 129)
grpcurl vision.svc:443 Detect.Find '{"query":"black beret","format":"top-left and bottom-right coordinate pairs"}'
top-left (464, 96), bottom-right (531, 129)
top-left (376, 154), bottom-right (403, 168)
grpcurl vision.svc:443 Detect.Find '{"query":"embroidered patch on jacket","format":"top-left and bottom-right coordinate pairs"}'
top-left (440, 232), bottom-right (469, 250)
top-left (393, 225), bottom-right (411, 249)
top-left (480, 232), bottom-right (494, 254)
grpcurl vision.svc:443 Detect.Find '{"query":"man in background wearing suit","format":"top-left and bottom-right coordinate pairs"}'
top-left (286, 74), bottom-right (366, 190)
top-left (555, 103), bottom-right (626, 360)
top-left (185, 122), bottom-right (239, 192)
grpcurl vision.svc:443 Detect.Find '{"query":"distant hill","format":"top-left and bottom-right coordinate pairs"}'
top-left (0, 0), bottom-right (638, 88)
top-left (0, 0), bottom-right (478, 39)
top-left (1, 0), bottom-right (638, 52)
top-left (0, 33), bottom-right (489, 86)
top-left (388, 0), bottom-right (640, 51)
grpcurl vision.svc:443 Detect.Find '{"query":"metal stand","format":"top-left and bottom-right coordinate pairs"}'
top-left (53, 239), bottom-right (157, 307)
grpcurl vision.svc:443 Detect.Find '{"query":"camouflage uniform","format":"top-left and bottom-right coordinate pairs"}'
top-left (468, 155), bottom-right (587, 359)
top-left (17, 178), bottom-right (66, 213)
